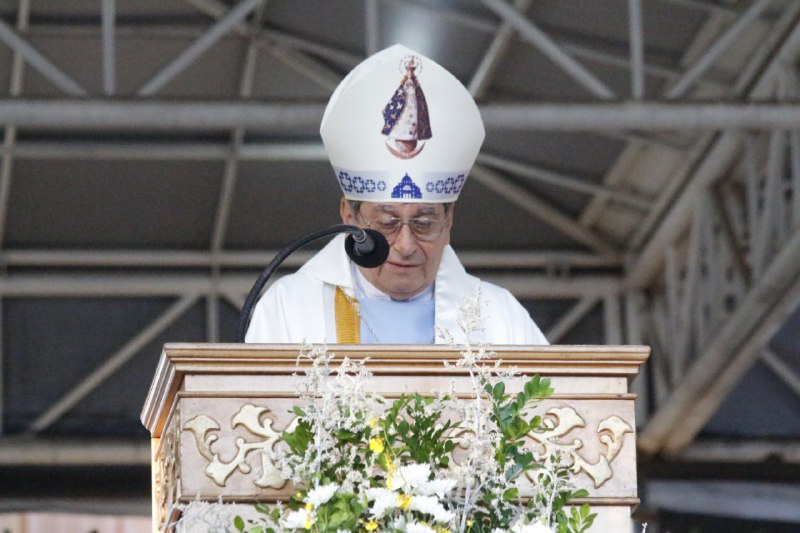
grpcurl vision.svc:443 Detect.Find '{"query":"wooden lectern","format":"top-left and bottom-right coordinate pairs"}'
top-left (141, 344), bottom-right (648, 532)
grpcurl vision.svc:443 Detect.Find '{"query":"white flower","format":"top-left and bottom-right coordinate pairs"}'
top-left (307, 482), bottom-right (338, 507)
top-left (511, 519), bottom-right (555, 533)
top-left (406, 522), bottom-right (436, 533)
top-left (366, 487), bottom-right (397, 517)
top-left (418, 477), bottom-right (456, 498)
top-left (391, 463), bottom-right (430, 491)
top-left (408, 495), bottom-right (454, 524)
top-left (283, 509), bottom-right (313, 530)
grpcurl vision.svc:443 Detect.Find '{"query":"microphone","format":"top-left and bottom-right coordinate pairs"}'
top-left (236, 224), bottom-right (389, 342)
top-left (345, 228), bottom-right (390, 268)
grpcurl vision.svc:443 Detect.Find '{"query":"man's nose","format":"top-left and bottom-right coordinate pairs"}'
top-left (391, 223), bottom-right (418, 256)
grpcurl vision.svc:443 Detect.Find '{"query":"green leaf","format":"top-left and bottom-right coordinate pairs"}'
top-left (333, 429), bottom-right (357, 442)
top-left (234, 515), bottom-right (245, 532)
top-left (515, 394), bottom-right (526, 411)
top-left (397, 420), bottom-right (410, 435)
top-left (291, 405), bottom-right (306, 417)
top-left (572, 488), bottom-right (589, 499)
top-left (493, 382), bottom-right (506, 399)
top-left (502, 487), bottom-right (519, 501)
top-left (329, 510), bottom-right (349, 527)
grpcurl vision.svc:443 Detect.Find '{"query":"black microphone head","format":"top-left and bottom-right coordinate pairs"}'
top-left (345, 228), bottom-right (390, 268)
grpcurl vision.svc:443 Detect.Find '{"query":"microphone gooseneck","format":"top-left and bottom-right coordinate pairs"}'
top-left (236, 224), bottom-right (389, 342)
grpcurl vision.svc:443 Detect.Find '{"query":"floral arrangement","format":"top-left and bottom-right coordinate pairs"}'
top-left (232, 291), bottom-right (595, 533)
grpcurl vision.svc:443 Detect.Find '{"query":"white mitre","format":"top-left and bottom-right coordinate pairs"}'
top-left (320, 44), bottom-right (485, 203)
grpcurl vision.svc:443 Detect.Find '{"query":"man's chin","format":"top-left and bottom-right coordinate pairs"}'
top-left (381, 279), bottom-right (429, 300)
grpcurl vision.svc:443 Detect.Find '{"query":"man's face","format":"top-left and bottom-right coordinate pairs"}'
top-left (340, 199), bottom-right (453, 300)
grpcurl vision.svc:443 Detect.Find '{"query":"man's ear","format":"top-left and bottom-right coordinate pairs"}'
top-left (340, 197), bottom-right (355, 224)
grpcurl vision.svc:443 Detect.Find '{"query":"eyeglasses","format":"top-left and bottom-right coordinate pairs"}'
top-left (359, 213), bottom-right (449, 242)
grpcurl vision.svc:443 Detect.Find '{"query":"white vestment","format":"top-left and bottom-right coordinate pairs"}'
top-left (245, 234), bottom-right (548, 345)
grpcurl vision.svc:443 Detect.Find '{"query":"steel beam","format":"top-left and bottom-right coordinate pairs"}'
top-left (545, 296), bottom-right (599, 343)
top-left (365, 0), bottom-right (379, 56)
top-left (646, 480), bottom-right (800, 523)
top-left (138, 0), bottom-right (263, 96)
top-left (101, 0), bottom-right (116, 95)
top-left (471, 164), bottom-right (621, 257)
top-left (8, 99), bottom-right (800, 130)
top-left (760, 349), bottom-right (800, 398)
top-left (207, 3), bottom-right (264, 343)
top-left (388, 0), bottom-right (497, 33)
top-left (7, 141), bottom-right (327, 161)
top-left (27, 295), bottom-right (199, 433)
top-left (0, 0), bottom-right (31, 437)
top-left (0, 99), bottom-right (325, 130)
top-left (666, 0), bottom-right (772, 99)
top-left (0, 0), bottom-right (29, 248)
top-left (468, 0), bottom-right (531, 100)
top-left (680, 439), bottom-right (800, 463)
top-left (658, 0), bottom-right (741, 18)
top-left (477, 152), bottom-right (651, 210)
top-left (0, 17), bottom-right (86, 96)
top-left (628, 0), bottom-right (645, 99)
top-left (603, 293), bottom-right (623, 344)
top-left (184, 0), bottom-right (346, 90)
top-left (625, 6), bottom-right (800, 287)
top-left (480, 101), bottom-right (800, 130)
top-left (480, 0), bottom-right (616, 99)
top-left (638, 227), bottom-right (800, 454)
top-left (0, 248), bottom-right (622, 270)
top-left (258, 28), bottom-right (361, 67)
top-left (264, 43), bottom-right (342, 91)
top-left (0, 437), bottom-right (150, 465)
top-left (0, 272), bottom-right (620, 299)
top-left (0, 299), bottom-right (3, 434)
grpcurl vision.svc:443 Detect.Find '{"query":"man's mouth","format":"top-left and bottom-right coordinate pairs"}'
top-left (386, 261), bottom-right (420, 269)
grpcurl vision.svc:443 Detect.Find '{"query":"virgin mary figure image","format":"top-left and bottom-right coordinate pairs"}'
top-left (381, 55), bottom-right (432, 159)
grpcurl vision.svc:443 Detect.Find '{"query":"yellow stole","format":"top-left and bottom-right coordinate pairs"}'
top-left (334, 287), bottom-right (360, 343)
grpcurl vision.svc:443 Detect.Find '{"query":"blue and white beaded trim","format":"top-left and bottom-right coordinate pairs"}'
top-left (333, 167), bottom-right (468, 202)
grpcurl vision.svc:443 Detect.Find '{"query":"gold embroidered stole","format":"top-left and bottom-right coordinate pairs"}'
top-left (334, 287), bottom-right (360, 343)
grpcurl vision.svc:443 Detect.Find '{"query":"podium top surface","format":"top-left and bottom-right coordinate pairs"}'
top-left (141, 343), bottom-right (649, 435)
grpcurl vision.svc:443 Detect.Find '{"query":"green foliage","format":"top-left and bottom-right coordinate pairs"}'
top-left (384, 393), bottom-right (456, 469)
top-left (281, 418), bottom-right (312, 456)
top-left (313, 492), bottom-right (362, 532)
top-left (235, 369), bottom-right (595, 533)
top-left (487, 375), bottom-right (553, 480)
top-left (556, 503), bottom-right (596, 533)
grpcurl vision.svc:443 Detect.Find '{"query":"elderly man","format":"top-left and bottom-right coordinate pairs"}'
top-left (245, 45), bottom-right (547, 345)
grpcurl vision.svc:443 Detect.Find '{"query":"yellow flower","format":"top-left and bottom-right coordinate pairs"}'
top-left (396, 493), bottom-right (412, 511)
top-left (365, 520), bottom-right (379, 531)
top-left (467, 519), bottom-right (474, 528)
top-left (368, 418), bottom-right (378, 429)
top-left (369, 437), bottom-right (384, 454)
top-left (304, 515), bottom-right (313, 530)
top-left (305, 502), bottom-right (313, 511)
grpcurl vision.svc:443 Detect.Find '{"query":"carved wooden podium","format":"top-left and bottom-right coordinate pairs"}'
top-left (141, 344), bottom-right (648, 532)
